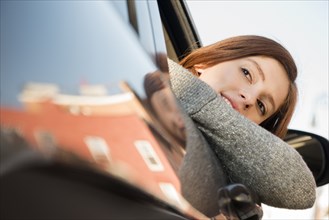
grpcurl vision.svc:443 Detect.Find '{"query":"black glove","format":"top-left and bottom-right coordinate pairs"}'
top-left (217, 183), bottom-right (263, 220)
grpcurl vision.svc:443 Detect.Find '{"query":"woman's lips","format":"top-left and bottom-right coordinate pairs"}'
top-left (221, 95), bottom-right (238, 111)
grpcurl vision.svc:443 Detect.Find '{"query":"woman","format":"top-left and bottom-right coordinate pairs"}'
top-left (167, 35), bottom-right (316, 217)
top-left (179, 35), bottom-right (296, 139)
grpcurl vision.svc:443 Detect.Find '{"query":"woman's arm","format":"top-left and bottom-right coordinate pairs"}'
top-left (168, 58), bottom-right (316, 209)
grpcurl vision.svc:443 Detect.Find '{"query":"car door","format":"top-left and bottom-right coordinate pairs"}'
top-left (0, 1), bottom-right (206, 219)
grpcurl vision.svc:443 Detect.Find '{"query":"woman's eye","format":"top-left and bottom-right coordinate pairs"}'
top-left (241, 68), bottom-right (252, 82)
top-left (257, 100), bottom-right (266, 115)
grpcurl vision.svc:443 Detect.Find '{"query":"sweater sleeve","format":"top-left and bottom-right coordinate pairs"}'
top-left (168, 58), bottom-right (316, 209)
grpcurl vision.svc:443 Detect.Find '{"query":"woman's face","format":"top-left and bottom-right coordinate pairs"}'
top-left (195, 56), bottom-right (289, 124)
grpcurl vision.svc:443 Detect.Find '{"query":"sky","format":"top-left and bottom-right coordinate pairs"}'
top-left (186, 1), bottom-right (328, 219)
top-left (186, 0), bottom-right (328, 138)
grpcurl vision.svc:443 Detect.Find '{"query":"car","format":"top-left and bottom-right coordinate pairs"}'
top-left (1, 1), bottom-right (328, 219)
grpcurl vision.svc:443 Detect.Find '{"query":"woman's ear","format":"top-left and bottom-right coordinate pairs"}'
top-left (194, 64), bottom-right (204, 76)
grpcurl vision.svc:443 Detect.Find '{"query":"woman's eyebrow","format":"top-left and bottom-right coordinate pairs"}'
top-left (246, 58), bottom-right (265, 81)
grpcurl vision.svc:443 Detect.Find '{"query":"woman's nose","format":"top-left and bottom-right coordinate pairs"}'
top-left (240, 92), bottom-right (256, 110)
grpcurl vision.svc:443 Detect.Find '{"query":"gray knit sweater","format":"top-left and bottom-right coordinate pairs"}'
top-left (168, 59), bottom-right (316, 210)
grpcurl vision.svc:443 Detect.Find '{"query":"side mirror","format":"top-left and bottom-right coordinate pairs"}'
top-left (285, 129), bottom-right (329, 187)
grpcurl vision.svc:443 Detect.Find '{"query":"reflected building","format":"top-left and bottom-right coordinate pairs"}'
top-left (0, 82), bottom-right (185, 208)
